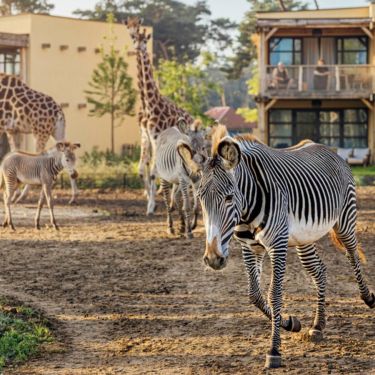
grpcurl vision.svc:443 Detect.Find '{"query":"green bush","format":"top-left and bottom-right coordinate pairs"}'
top-left (0, 299), bottom-right (53, 370)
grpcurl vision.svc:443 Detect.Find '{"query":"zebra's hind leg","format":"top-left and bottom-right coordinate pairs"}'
top-left (3, 190), bottom-right (15, 230)
top-left (175, 190), bottom-right (186, 236)
top-left (334, 227), bottom-right (375, 309)
top-left (296, 243), bottom-right (327, 342)
top-left (34, 190), bottom-right (45, 230)
top-left (180, 179), bottom-right (193, 239)
top-left (161, 179), bottom-right (174, 235)
top-left (241, 242), bottom-right (301, 333)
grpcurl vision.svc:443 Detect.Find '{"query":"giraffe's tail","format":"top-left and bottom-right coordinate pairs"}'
top-left (329, 230), bottom-right (367, 264)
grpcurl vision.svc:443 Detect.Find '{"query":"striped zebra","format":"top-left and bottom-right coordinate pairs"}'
top-left (0, 142), bottom-right (80, 230)
top-left (178, 125), bottom-right (374, 369)
top-left (156, 122), bottom-right (207, 238)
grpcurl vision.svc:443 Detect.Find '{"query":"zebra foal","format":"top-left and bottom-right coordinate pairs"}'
top-left (178, 125), bottom-right (374, 369)
top-left (0, 142), bottom-right (80, 230)
top-left (156, 122), bottom-right (207, 238)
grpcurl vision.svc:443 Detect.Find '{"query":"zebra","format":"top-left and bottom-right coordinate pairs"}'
top-left (177, 124), bottom-right (374, 369)
top-left (156, 122), bottom-right (207, 238)
top-left (0, 142), bottom-right (80, 230)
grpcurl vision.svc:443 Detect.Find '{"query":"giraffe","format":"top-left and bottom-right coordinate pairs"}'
top-left (125, 17), bottom-right (151, 198)
top-left (0, 74), bottom-right (78, 204)
top-left (127, 21), bottom-right (194, 215)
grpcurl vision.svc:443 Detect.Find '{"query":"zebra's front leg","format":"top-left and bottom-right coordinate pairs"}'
top-left (34, 190), bottom-right (45, 230)
top-left (191, 183), bottom-right (199, 230)
top-left (241, 243), bottom-right (301, 333)
top-left (42, 184), bottom-right (59, 230)
top-left (296, 243), bottom-right (327, 342)
top-left (180, 179), bottom-right (193, 239)
top-left (161, 179), bottom-right (174, 235)
top-left (174, 189), bottom-right (186, 235)
top-left (68, 176), bottom-right (78, 205)
top-left (265, 244), bottom-right (288, 369)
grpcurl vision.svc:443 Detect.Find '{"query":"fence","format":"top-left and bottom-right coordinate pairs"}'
top-left (59, 171), bottom-right (143, 190)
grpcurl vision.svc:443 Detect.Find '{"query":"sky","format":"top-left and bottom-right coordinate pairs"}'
top-left (52, 0), bottom-right (368, 23)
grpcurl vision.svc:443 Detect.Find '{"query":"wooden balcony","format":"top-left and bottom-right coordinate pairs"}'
top-left (261, 65), bottom-right (375, 100)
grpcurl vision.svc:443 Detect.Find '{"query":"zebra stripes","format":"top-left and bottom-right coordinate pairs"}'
top-left (0, 142), bottom-right (80, 230)
top-left (178, 125), bottom-right (374, 369)
top-left (156, 125), bottom-right (206, 238)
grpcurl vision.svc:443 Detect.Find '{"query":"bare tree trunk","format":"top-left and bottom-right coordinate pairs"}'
top-left (278, 0), bottom-right (287, 11)
top-left (157, 40), bottom-right (170, 60)
top-left (111, 111), bottom-right (115, 154)
top-left (313, 0), bottom-right (319, 9)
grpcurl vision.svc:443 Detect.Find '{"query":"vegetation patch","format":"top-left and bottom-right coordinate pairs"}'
top-left (351, 166), bottom-right (375, 186)
top-left (0, 297), bottom-right (53, 371)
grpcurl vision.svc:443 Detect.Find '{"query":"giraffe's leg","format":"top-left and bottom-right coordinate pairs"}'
top-left (238, 237), bottom-right (301, 332)
top-left (146, 135), bottom-right (157, 215)
top-left (68, 177), bottom-right (78, 205)
top-left (160, 179), bottom-right (174, 235)
top-left (42, 184), bottom-right (59, 230)
top-left (296, 243), bottom-right (327, 341)
top-left (180, 179), bottom-right (193, 239)
top-left (34, 189), bottom-right (45, 230)
top-left (139, 124), bottom-right (151, 197)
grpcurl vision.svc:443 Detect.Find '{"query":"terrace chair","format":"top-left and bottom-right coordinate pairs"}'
top-left (337, 148), bottom-right (353, 162)
top-left (347, 148), bottom-right (370, 167)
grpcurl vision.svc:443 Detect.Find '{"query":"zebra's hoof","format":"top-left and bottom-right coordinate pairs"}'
top-left (308, 328), bottom-right (324, 343)
top-left (185, 232), bottom-right (193, 239)
top-left (167, 228), bottom-right (175, 235)
top-left (364, 293), bottom-right (375, 309)
top-left (264, 354), bottom-right (282, 369)
top-left (285, 315), bottom-right (302, 332)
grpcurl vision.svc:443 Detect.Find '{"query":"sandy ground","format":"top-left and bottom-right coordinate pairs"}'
top-left (0, 187), bottom-right (374, 375)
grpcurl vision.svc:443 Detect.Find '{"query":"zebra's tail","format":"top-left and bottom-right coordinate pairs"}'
top-left (329, 230), bottom-right (367, 264)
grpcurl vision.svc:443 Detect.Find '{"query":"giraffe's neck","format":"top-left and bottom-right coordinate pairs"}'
top-left (139, 48), bottom-right (161, 109)
top-left (136, 52), bottom-right (146, 109)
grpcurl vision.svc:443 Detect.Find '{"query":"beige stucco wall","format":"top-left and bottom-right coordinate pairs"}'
top-left (0, 14), bottom-right (151, 157)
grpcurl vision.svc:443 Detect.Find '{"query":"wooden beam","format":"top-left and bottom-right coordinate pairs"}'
top-left (265, 27), bottom-right (278, 41)
top-left (257, 18), bottom-right (372, 28)
top-left (361, 26), bottom-right (373, 40)
top-left (361, 99), bottom-right (374, 111)
top-left (265, 99), bottom-right (277, 112)
top-left (0, 32), bottom-right (28, 48)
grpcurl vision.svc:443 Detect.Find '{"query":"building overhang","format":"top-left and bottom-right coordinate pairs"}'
top-left (0, 32), bottom-right (29, 48)
top-left (256, 18), bottom-right (372, 30)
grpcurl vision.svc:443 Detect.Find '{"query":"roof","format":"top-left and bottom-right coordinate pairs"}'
top-left (205, 107), bottom-right (256, 130)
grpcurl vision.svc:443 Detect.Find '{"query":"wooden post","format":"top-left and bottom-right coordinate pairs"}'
top-left (298, 65), bottom-right (303, 91)
top-left (335, 66), bottom-right (340, 91)
top-left (259, 29), bottom-right (266, 95)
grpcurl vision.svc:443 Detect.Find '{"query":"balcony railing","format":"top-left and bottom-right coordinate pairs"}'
top-left (261, 65), bottom-right (375, 99)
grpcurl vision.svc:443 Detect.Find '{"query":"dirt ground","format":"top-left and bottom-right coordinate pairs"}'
top-left (1, 187), bottom-right (374, 375)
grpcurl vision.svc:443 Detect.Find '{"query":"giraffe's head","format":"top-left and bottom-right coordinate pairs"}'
top-left (134, 28), bottom-right (151, 53)
top-left (56, 142), bottom-right (81, 179)
top-left (124, 16), bottom-right (143, 44)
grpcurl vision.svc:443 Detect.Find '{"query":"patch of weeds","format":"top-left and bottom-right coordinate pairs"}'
top-left (0, 297), bottom-right (53, 370)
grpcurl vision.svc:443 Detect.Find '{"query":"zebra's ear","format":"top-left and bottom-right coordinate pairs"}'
top-left (177, 140), bottom-right (200, 174)
top-left (56, 142), bottom-right (65, 151)
top-left (177, 118), bottom-right (188, 134)
top-left (217, 137), bottom-right (241, 170)
top-left (72, 143), bottom-right (81, 149)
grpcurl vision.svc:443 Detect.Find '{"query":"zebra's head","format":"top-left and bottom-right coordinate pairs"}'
top-left (178, 125), bottom-right (243, 270)
top-left (56, 142), bottom-right (81, 179)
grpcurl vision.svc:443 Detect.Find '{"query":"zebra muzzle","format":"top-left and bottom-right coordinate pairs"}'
top-left (204, 237), bottom-right (227, 270)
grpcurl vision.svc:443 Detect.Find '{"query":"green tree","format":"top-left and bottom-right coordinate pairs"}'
top-left (74, 0), bottom-right (236, 66)
top-left (0, 0), bottom-right (53, 15)
top-left (85, 15), bottom-right (136, 153)
top-left (227, 0), bottom-right (307, 78)
top-left (155, 53), bottom-right (221, 120)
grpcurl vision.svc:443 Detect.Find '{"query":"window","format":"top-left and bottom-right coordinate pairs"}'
top-left (336, 37), bottom-right (368, 64)
top-left (0, 49), bottom-right (20, 75)
top-left (269, 109), bottom-right (368, 148)
top-left (269, 38), bottom-right (302, 66)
